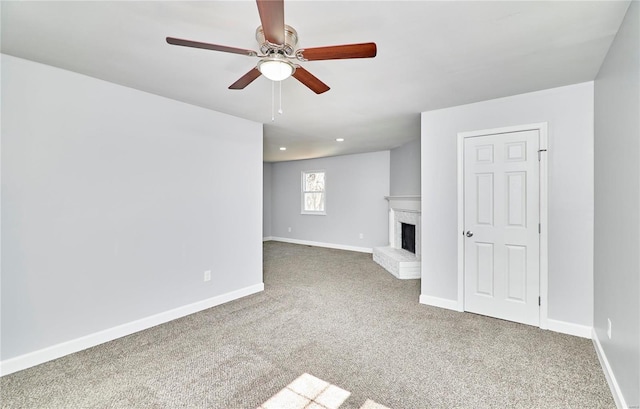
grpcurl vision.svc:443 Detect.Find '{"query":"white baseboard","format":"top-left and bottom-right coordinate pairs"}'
top-left (419, 294), bottom-right (462, 311)
top-left (263, 236), bottom-right (274, 242)
top-left (0, 283), bottom-right (264, 377)
top-left (592, 329), bottom-right (628, 409)
top-left (546, 318), bottom-right (592, 339)
top-left (417, 297), bottom-right (594, 340)
top-left (269, 236), bottom-right (373, 254)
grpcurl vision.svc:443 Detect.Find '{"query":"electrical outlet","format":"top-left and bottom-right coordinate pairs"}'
top-left (359, 233), bottom-right (364, 239)
top-left (607, 318), bottom-right (612, 339)
top-left (204, 270), bottom-right (211, 282)
top-left (288, 227), bottom-right (292, 232)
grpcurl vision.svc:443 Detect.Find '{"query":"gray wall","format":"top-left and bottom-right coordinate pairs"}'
top-left (263, 162), bottom-right (273, 238)
top-left (390, 138), bottom-right (421, 196)
top-left (1, 55), bottom-right (264, 360)
top-left (270, 151), bottom-right (390, 250)
top-left (421, 82), bottom-right (594, 327)
top-left (594, 1), bottom-right (639, 406)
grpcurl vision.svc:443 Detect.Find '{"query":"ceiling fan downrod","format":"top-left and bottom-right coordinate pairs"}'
top-left (256, 24), bottom-right (299, 57)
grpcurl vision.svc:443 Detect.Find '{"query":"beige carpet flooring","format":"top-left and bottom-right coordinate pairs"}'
top-left (1, 241), bottom-right (614, 408)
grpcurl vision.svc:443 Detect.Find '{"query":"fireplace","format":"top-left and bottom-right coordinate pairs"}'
top-left (372, 195), bottom-right (421, 280)
top-left (401, 223), bottom-right (416, 254)
top-left (393, 209), bottom-right (421, 258)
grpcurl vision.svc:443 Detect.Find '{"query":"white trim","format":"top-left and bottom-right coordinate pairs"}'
top-left (386, 196), bottom-right (421, 213)
top-left (0, 283), bottom-right (264, 377)
top-left (270, 236), bottom-right (372, 254)
top-left (538, 123), bottom-right (549, 330)
top-left (384, 195), bottom-right (421, 200)
top-left (457, 133), bottom-right (465, 311)
top-left (546, 319), bottom-right (592, 339)
top-left (419, 294), bottom-right (462, 311)
top-left (263, 236), bottom-right (274, 242)
top-left (592, 329), bottom-right (628, 409)
top-left (456, 123), bottom-right (549, 327)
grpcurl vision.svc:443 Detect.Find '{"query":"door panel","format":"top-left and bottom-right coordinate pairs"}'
top-left (476, 173), bottom-right (494, 226)
top-left (506, 245), bottom-right (526, 302)
top-left (475, 242), bottom-right (494, 296)
top-left (476, 145), bottom-right (494, 163)
top-left (506, 172), bottom-right (526, 227)
top-left (464, 130), bottom-right (540, 326)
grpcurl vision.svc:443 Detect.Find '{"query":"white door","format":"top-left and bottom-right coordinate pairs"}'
top-left (463, 129), bottom-right (540, 326)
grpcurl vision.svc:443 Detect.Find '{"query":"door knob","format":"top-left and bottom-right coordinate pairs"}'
top-left (466, 231), bottom-right (473, 237)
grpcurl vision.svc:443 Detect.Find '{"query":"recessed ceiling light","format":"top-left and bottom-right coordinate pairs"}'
top-left (279, 147), bottom-right (287, 151)
top-left (336, 138), bottom-right (345, 142)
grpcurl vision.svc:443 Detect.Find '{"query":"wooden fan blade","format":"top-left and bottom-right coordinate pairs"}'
top-left (229, 68), bottom-right (262, 90)
top-left (256, 0), bottom-right (285, 44)
top-left (297, 43), bottom-right (377, 61)
top-left (166, 37), bottom-right (256, 56)
top-left (292, 67), bottom-right (330, 94)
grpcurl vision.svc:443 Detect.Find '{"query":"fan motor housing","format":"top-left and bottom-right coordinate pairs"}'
top-left (256, 25), bottom-right (298, 56)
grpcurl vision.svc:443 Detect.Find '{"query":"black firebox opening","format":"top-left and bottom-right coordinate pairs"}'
top-left (401, 223), bottom-right (416, 254)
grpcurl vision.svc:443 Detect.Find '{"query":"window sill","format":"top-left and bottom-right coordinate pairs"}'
top-left (301, 211), bottom-right (326, 216)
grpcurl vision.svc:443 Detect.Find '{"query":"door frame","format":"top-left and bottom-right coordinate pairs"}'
top-left (457, 123), bottom-right (549, 329)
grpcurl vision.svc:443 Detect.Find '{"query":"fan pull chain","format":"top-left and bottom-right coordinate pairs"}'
top-left (271, 80), bottom-right (275, 122)
top-left (278, 80), bottom-right (283, 115)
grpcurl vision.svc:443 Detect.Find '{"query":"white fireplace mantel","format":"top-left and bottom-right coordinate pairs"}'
top-left (384, 195), bottom-right (421, 212)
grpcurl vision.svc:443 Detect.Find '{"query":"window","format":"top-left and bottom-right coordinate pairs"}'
top-left (302, 170), bottom-right (326, 215)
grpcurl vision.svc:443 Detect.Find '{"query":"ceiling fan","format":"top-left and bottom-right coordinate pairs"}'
top-left (166, 0), bottom-right (377, 94)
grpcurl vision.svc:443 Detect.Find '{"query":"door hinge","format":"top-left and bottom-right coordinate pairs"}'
top-left (538, 223), bottom-right (541, 234)
top-left (538, 149), bottom-right (547, 161)
top-left (538, 296), bottom-right (541, 306)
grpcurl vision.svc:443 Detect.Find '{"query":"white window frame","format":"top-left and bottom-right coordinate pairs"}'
top-left (301, 170), bottom-right (326, 215)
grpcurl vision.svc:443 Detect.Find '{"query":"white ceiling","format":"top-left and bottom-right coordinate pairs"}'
top-left (1, 1), bottom-right (630, 162)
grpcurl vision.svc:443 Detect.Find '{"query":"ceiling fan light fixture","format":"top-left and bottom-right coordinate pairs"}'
top-left (258, 55), bottom-right (295, 81)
